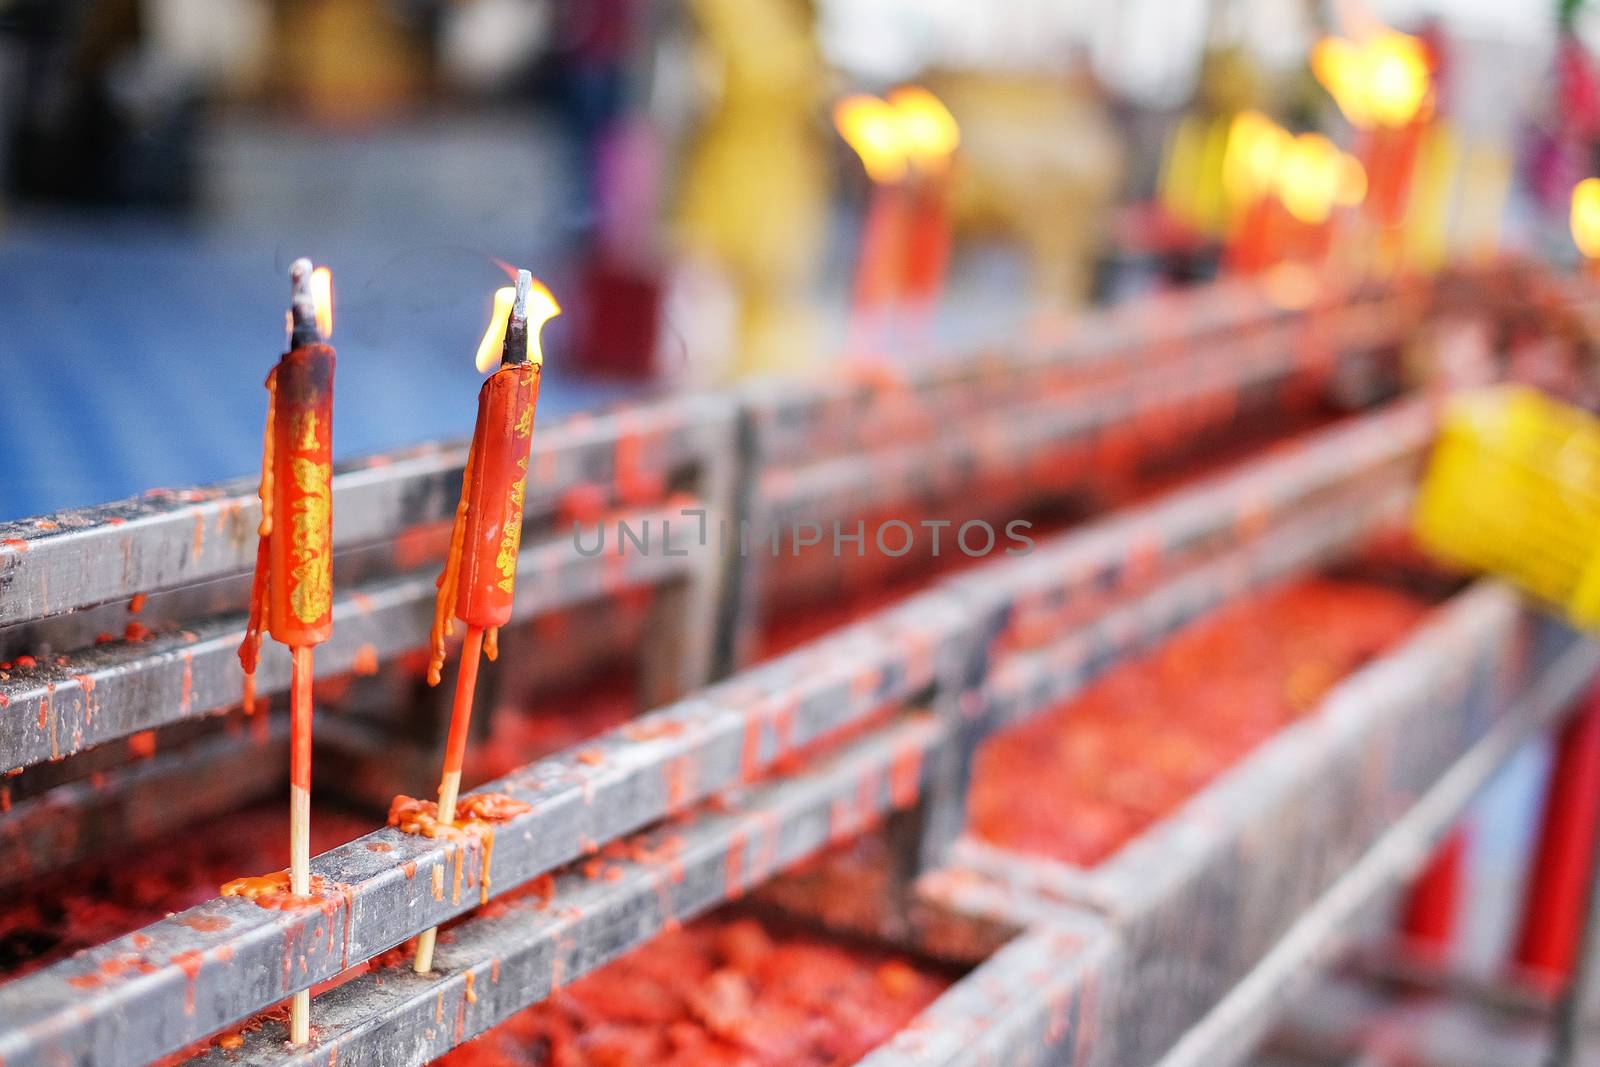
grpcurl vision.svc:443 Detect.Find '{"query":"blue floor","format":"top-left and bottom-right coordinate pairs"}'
top-left (0, 115), bottom-right (635, 520)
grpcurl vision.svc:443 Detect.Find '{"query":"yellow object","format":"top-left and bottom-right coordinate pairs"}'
top-left (1416, 386), bottom-right (1600, 626)
top-left (676, 0), bottom-right (828, 378)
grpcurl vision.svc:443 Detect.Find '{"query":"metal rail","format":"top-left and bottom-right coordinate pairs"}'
top-left (1151, 634), bottom-right (1600, 1067)
top-left (950, 584), bottom-right (1570, 1067)
top-left (0, 395), bottom-right (734, 627)
top-left (0, 582), bottom-right (970, 1067)
top-left (0, 504), bottom-right (704, 774)
top-left (183, 714), bottom-right (947, 1067)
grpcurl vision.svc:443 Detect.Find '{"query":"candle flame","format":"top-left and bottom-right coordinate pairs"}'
top-left (1223, 111), bottom-right (1289, 208)
top-left (1276, 133), bottom-right (1346, 225)
top-left (1313, 29), bottom-right (1430, 129)
top-left (889, 86), bottom-right (959, 172)
top-left (1222, 111), bottom-right (1365, 223)
top-left (834, 94), bottom-right (907, 185)
top-left (310, 267), bottom-right (333, 339)
top-left (1572, 179), bottom-right (1600, 259)
top-left (474, 277), bottom-right (561, 373)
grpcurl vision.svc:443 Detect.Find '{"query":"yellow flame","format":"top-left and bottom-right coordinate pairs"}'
top-left (1312, 38), bottom-right (1372, 128)
top-left (834, 94), bottom-right (907, 184)
top-left (1366, 31), bottom-right (1430, 126)
top-left (889, 86), bottom-right (959, 172)
top-left (474, 278), bottom-right (562, 374)
top-left (1572, 179), bottom-right (1600, 259)
top-left (310, 266), bottom-right (333, 340)
top-left (1223, 111), bottom-right (1290, 209)
top-left (1313, 30), bottom-right (1430, 129)
top-left (1276, 133), bottom-right (1345, 225)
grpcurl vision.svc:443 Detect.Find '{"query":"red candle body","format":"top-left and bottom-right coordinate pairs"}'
top-left (266, 344), bottom-right (335, 648)
top-left (454, 362), bottom-right (541, 629)
top-left (902, 175), bottom-right (952, 306)
top-left (854, 184), bottom-right (911, 313)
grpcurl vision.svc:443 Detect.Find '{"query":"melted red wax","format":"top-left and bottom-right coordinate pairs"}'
top-left (0, 802), bottom-right (374, 981)
top-left (969, 575), bottom-right (1433, 867)
top-left (219, 870), bottom-right (329, 910)
top-left (388, 792), bottom-right (532, 838)
top-left (433, 913), bottom-right (952, 1067)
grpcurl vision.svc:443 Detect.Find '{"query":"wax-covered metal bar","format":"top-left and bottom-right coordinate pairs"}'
top-left (974, 476), bottom-right (1415, 737)
top-left (853, 892), bottom-right (1122, 1067)
top-left (942, 400), bottom-right (1431, 650)
top-left (0, 719), bottom-right (288, 890)
top-left (0, 584), bottom-right (971, 1067)
top-left (1152, 632), bottom-right (1600, 1067)
top-left (175, 713), bottom-right (945, 1067)
top-left (0, 505), bottom-right (703, 773)
top-left (740, 274), bottom-right (1419, 470)
top-left (0, 394), bottom-right (733, 628)
top-left (950, 584), bottom-right (1588, 1067)
top-left (749, 312), bottom-right (1387, 538)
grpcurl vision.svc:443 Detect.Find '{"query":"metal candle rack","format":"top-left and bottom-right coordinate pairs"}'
top-left (0, 395), bottom-right (739, 885)
top-left (728, 274), bottom-right (1426, 668)
top-left (0, 271), bottom-right (1589, 1067)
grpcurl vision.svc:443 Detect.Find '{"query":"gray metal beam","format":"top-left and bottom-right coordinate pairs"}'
top-left (0, 395), bottom-right (733, 627)
top-left (0, 505), bottom-right (700, 773)
top-left (1151, 635), bottom-right (1600, 1067)
top-left (0, 586), bottom-right (970, 1067)
top-left (181, 714), bottom-right (947, 1067)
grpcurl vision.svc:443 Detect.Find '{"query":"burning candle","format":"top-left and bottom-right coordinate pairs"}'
top-left (1312, 27), bottom-right (1431, 266)
top-left (834, 93), bottom-right (910, 359)
top-left (414, 269), bottom-right (560, 974)
top-left (889, 86), bottom-right (960, 338)
top-left (1221, 111), bottom-right (1290, 274)
top-left (236, 258), bottom-right (334, 1046)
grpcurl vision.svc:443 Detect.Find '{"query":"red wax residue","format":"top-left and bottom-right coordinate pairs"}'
top-left (387, 792), bottom-right (531, 839)
top-left (352, 644), bottom-right (380, 677)
top-left (969, 576), bottom-right (1432, 867)
top-left (0, 802), bottom-right (374, 981)
top-left (219, 871), bottom-right (329, 910)
top-left (434, 914), bottom-right (952, 1067)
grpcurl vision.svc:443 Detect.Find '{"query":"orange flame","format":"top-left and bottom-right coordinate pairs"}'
top-left (834, 94), bottom-right (907, 185)
top-left (310, 266), bottom-right (333, 339)
top-left (474, 277), bottom-right (561, 374)
top-left (889, 86), bottom-right (959, 172)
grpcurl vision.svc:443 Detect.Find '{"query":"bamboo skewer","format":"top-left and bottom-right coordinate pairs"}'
top-left (413, 624), bottom-right (485, 973)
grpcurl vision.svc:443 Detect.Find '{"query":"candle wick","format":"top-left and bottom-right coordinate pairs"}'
top-left (288, 257), bottom-right (323, 348)
top-left (500, 269), bottom-right (532, 367)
